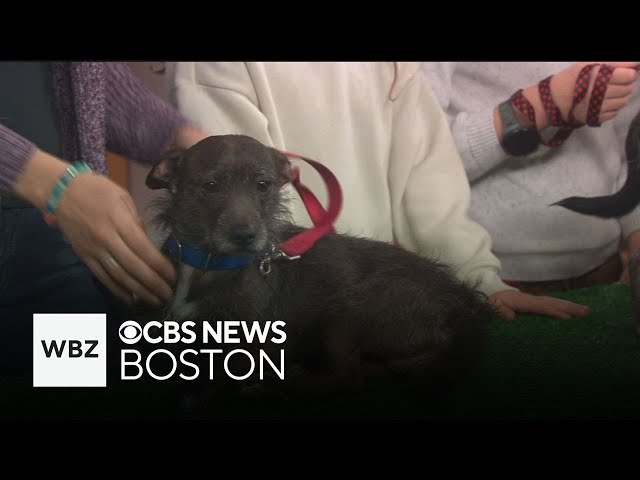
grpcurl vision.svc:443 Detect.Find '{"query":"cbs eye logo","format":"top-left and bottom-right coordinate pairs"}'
top-left (119, 320), bottom-right (142, 345)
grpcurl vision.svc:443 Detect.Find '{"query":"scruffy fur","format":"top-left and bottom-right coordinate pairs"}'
top-left (146, 135), bottom-right (497, 406)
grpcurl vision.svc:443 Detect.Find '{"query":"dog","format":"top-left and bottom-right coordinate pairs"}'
top-left (145, 134), bottom-right (497, 406)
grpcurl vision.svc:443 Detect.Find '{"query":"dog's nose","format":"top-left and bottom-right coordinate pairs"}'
top-left (230, 225), bottom-right (256, 248)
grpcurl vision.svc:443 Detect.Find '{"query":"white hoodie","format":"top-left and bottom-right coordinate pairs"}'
top-left (167, 61), bottom-right (513, 296)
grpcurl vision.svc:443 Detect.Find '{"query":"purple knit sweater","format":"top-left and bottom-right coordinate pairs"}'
top-left (0, 62), bottom-right (188, 193)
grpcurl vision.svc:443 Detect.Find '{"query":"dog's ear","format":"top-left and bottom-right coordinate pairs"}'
top-left (146, 148), bottom-right (186, 190)
top-left (271, 149), bottom-right (296, 184)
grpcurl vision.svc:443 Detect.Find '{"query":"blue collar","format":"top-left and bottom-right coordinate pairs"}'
top-left (165, 236), bottom-right (257, 271)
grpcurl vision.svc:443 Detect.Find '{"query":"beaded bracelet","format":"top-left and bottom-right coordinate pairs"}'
top-left (42, 162), bottom-right (92, 225)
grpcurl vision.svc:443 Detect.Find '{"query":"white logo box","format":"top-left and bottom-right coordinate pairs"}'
top-left (33, 313), bottom-right (107, 387)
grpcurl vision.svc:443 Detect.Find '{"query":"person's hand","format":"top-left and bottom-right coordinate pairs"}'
top-left (521, 61), bottom-right (640, 131)
top-left (13, 148), bottom-right (176, 306)
top-left (488, 289), bottom-right (590, 321)
top-left (54, 173), bottom-right (176, 306)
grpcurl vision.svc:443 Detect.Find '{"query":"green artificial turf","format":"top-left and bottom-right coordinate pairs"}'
top-left (194, 284), bottom-right (640, 421)
top-left (2, 284), bottom-right (639, 420)
top-left (432, 284), bottom-right (640, 420)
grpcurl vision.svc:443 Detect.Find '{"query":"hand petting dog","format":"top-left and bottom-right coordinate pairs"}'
top-left (12, 124), bottom-right (210, 306)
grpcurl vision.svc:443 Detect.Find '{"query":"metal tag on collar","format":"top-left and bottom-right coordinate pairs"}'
top-left (174, 238), bottom-right (183, 263)
top-left (259, 243), bottom-right (300, 276)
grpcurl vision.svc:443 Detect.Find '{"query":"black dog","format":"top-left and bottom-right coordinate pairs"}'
top-left (145, 134), bottom-right (496, 404)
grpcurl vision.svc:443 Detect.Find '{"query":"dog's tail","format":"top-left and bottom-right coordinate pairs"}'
top-left (552, 110), bottom-right (640, 218)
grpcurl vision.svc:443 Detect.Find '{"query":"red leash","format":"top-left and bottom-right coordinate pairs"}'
top-left (276, 151), bottom-right (343, 257)
top-left (512, 63), bottom-right (640, 148)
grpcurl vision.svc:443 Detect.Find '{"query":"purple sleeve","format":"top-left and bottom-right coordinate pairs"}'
top-left (0, 123), bottom-right (37, 193)
top-left (105, 62), bottom-right (189, 164)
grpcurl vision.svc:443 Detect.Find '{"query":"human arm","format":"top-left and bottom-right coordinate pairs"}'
top-left (392, 70), bottom-right (589, 320)
top-left (420, 61), bottom-right (517, 182)
top-left (66, 63), bottom-right (211, 304)
top-left (2, 62), bottom-right (210, 306)
top-left (0, 63), bottom-right (209, 195)
top-left (421, 62), bottom-right (640, 183)
top-left (104, 62), bottom-right (210, 161)
top-left (7, 141), bottom-right (175, 307)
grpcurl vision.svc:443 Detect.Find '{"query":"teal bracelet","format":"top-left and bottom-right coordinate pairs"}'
top-left (44, 162), bottom-right (92, 215)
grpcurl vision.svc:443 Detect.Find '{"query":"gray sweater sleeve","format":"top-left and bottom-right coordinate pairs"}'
top-left (420, 62), bottom-right (548, 182)
top-left (450, 108), bottom-right (509, 181)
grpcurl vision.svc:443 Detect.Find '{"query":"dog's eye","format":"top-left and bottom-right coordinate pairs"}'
top-left (257, 180), bottom-right (271, 192)
top-left (202, 181), bottom-right (218, 192)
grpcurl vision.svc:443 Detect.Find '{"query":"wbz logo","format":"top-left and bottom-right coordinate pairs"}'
top-left (41, 339), bottom-right (99, 359)
top-left (33, 313), bottom-right (106, 387)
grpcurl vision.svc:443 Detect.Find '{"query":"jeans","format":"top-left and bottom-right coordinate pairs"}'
top-left (0, 198), bottom-right (182, 419)
top-left (0, 197), bottom-right (123, 378)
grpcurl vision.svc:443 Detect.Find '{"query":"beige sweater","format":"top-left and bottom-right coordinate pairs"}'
top-left (167, 61), bottom-right (513, 296)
